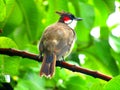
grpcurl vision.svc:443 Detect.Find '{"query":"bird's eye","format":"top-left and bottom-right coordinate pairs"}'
top-left (69, 14), bottom-right (75, 19)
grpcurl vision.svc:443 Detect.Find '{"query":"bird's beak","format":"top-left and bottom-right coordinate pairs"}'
top-left (75, 17), bottom-right (83, 21)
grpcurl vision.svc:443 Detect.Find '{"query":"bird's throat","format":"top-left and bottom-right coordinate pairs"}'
top-left (67, 20), bottom-right (77, 29)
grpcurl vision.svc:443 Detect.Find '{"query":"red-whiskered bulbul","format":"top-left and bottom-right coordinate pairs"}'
top-left (39, 11), bottom-right (82, 78)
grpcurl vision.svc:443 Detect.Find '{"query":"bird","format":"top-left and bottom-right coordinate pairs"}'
top-left (39, 11), bottom-right (82, 78)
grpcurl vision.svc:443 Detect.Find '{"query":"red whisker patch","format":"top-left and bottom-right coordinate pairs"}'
top-left (63, 16), bottom-right (70, 21)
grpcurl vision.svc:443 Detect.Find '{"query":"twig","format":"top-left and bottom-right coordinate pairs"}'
top-left (0, 48), bottom-right (112, 81)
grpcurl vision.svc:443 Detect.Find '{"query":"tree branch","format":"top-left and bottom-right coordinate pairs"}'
top-left (0, 48), bottom-right (112, 81)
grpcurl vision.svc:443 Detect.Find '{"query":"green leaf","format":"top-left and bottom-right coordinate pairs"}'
top-left (90, 81), bottom-right (105, 90)
top-left (19, 58), bottom-right (39, 70)
top-left (111, 50), bottom-right (120, 69)
top-left (16, 0), bottom-right (40, 42)
top-left (67, 51), bottom-right (80, 64)
top-left (0, 0), bottom-right (16, 29)
top-left (47, 0), bottom-right (69, 25)
top-left (75, 1), bottom-right (94, 42)
top-left (5, 0), bottom-right (16, 17)
top-left (103, 0), bottom-right (115, 14)
top-left (0, 0), bottom-right (6, 28)
top-left (93, 0), bottom-right (115, 26)
top-left (14, 72), bottom-right (45, 90)
top-left (23, 44), bottom-right (38, 54)
top-left (2, 2), bottom-right (23, 35)
top-left (81, 52), bottom-right (111, 75)
top-left (0, 56), bottom-right (20, 76)
top-left (6, 2), bottom-right (23, 26)
top-left (0, 37), bottom-right (17, 48)
top-left (100, 26), bottom-right (109, 39)
top-left (79, 2), bottom-right (95, 30)
top-left (64, 75), bottom-right (87, 90)
top-left (0, 37), bottom-right (19, 76)
top-left (104, 75), bottom-right (120, 90)
top-left (70, 0), bottom-right (82, 16)
top-left (11, 26), bottom-right (29, 49)
top-left (93, 40), bottom-right (119, 76)
top-left (109, 33), bottom-right (120, 53)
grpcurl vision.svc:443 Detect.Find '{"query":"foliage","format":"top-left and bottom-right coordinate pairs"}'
top-left (0, 0), bottom-right (120, 89)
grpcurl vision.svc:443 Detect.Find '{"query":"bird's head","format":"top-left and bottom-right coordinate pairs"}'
top-left (56, 11), bottom-right (82, 29)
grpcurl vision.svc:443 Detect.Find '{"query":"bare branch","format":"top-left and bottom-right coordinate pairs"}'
top-left (0, 48), bottom-right (112, 81)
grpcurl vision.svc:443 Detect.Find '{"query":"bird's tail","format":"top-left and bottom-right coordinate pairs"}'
top-left (40, 53), bottom-right (56, 77)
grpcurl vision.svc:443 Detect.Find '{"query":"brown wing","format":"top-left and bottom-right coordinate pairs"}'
top-left (39, 22), bottom-right (75, 59)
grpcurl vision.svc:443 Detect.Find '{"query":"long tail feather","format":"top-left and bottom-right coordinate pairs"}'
top-left (40, 53), bottom-right (56, 77)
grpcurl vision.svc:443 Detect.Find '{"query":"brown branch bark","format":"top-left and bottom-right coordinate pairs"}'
top-left (0, 48), bottom-right (112, 81)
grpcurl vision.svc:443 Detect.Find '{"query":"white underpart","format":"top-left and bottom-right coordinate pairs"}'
top-left (65, 19), bottom-right (77, 29)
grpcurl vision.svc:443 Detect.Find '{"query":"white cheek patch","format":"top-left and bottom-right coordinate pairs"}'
top-left (65, 20), bottom-right (77, 29)
top-left (64, 20), bottom-right (72, 24)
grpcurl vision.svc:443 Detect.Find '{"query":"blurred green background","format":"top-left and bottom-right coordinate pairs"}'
top-left (0, 0), bottom-right (120, 90)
